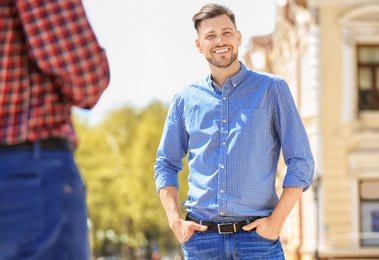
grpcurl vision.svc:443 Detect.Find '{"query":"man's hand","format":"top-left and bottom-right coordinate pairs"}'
top-left (242, 216), bottom-right (281, 240)
top-left (158, 186), bottom-right (208, 243)
top-left (171, 218), bottom-right (208, 244)
top-left (242, 188), bottom-right (304, 240)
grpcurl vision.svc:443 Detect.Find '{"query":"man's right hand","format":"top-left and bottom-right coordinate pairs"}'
top-left (158, 187), bottom-right (208, 243)
top-left (171, 218), bottom-right (208, 244)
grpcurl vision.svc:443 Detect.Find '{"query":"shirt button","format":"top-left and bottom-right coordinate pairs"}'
top-left (64, 185), bottom-right (72, 193)
top-left (220, 190), bottom-right (224, 193)
top-left (220, 165), bottom-right (224, 169)
top-left (222, 142), bottom-right (226, 145)
top-left (220, 212), bottom-right (225, 215)
top-left (233, 83), bottom-right (237, 87)
top-left (222, 119), bottom-right (226, 123)
top-left (223, 97), bottom-right (226, 100)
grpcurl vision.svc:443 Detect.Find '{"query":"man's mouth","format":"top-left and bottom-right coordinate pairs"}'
top-left (213, 48), bottom-right (230, 54)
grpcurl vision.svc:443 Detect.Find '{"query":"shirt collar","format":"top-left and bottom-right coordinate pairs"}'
top-left (206, 61), bottom-right (248, 90)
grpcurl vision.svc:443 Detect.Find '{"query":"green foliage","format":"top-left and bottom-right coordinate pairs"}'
top-left (73, 100), bottom-right (188, 258)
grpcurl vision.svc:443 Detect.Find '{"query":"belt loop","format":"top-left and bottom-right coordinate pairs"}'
top-left (199, 220), bottom-right (204, 233)
top-left (33, 140), bottom-right (40, 160)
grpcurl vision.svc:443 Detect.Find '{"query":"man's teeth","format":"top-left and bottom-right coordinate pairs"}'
top-left (215, 49), bottom-right (229, 53)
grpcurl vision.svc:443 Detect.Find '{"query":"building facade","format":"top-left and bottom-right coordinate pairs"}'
top-left (246, 0), bottom-right (379, 259)
top-left (309, 0), bottom-right (379, 258)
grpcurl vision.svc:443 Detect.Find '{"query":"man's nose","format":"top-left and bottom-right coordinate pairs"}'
top-left (215, 36), bottom-right (225, 45)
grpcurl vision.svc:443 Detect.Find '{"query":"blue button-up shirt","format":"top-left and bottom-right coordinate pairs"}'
top-left (154, 62), bottom-right (315, 222)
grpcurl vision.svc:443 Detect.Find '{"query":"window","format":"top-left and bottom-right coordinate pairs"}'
top-left (357, 45), bottom-right (379, 111)
top-left (360, 180), bottom-right (379, 246)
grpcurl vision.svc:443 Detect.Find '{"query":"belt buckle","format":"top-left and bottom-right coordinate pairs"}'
top-left (217, 223), bottom-right (236, 234)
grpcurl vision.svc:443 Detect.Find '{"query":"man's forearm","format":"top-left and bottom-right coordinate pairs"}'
top-left (271, 187), bottom-right (303, 229)
top-left (159, 186), bottom-right (182, 228)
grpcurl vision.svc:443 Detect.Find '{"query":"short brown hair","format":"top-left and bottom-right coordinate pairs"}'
top-left (192, 3), bottom-right (237, 32)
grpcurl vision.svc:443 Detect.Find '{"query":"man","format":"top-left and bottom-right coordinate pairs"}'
top-left (154, 3), bottom-right (315, 259)
top-left (0, 0), bottom-right (110, 259)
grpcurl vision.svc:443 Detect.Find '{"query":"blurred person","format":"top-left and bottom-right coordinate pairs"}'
top-left (0, 0), bottom-right (110, 259)
top-left (154, 3), bottom-right (314, 260)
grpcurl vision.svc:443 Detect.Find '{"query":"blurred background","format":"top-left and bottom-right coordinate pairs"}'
top-left (73, 0), bottom-right (379, 259)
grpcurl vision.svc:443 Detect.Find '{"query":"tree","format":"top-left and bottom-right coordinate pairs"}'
top-left (73, 101), bottom-right (188, 258)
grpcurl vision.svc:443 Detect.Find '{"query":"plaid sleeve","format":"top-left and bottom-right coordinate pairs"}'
top-left (16, 0), bottom-right (110, 109)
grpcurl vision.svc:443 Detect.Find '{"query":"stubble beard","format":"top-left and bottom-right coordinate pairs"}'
top-left (206, 52), bottom-right (238, 69)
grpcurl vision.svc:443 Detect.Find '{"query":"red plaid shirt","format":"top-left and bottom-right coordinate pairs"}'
top-left (0, 0), bottom-right (110, 146)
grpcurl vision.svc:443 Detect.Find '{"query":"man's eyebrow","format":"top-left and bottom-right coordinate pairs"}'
top-left (204, 30), bottom-right (216, 35)
top-left (203, 27), bottom-right (235, 35)
top-left (222, 27), bottom-right (235, 31)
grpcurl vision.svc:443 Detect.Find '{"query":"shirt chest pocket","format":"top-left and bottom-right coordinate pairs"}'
top-left (235, 109), bottom-right (268, 142)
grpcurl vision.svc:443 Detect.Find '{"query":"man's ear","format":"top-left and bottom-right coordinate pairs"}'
top-left (195, 39), bottom-right (203, 53)
top-left (237, 31), bottom-right (242, 47)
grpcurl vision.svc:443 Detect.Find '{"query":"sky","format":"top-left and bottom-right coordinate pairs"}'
top-left (80, 0), bottom-right (277, 123)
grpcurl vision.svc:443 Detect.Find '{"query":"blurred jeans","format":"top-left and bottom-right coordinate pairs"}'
top-left (181, 229), bottom-right (285, 260)
top-left (0, 143), bottom-right (89, 260)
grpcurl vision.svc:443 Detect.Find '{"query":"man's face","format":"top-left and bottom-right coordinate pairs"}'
top-left (195, 14), bottom-right (242, 69)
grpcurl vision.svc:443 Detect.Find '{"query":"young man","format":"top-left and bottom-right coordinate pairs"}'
top-left (154, 3), bottom-right (314, 259)
top-left (0, 0), bottom-right (110, 259)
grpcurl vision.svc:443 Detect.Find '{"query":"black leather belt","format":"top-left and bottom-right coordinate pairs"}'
top-left (186, 215), bottom-right (262, 234)
top-left (0, 138), bottom-right (73, 152)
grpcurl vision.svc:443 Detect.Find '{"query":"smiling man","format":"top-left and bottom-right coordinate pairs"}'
top-left (196, 14), bottom-right (240, 71)
top-left (154, 3), bottom-right (315, 259)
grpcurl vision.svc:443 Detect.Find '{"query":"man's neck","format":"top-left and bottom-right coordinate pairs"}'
top-left (209, 61), bottom-right (240, 88)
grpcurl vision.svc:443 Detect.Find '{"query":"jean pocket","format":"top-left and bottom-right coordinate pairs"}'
top-left (0, 175), bottom-right (44, 247)
top-left (181, 231), bottom-right (198, 246)
top-left (253, 230), bottom-right (279, 242)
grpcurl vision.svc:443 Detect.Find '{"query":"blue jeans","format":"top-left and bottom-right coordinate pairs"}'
top-left (0, 144), bottom-right (89, 260)
top-left (182, 229), bottom-right (285, 260)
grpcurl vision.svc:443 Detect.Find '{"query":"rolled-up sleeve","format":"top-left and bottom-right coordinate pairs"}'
top-left (154, 95), bottom-right (189, 193)
top-left (273, 79), bottom-right (315, 191)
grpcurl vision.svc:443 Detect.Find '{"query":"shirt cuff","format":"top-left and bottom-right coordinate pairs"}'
top-left (155, 173), bottom-right (179, 193)
top-left (283, 172), bottom-right (311, 191)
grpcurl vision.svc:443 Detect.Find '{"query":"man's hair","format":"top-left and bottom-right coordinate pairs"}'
top-left (192, 3), bottom-right (237, 32)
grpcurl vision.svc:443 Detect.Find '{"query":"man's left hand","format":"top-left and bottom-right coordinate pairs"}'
top-left (242, 216), bottom-right (281, 240)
